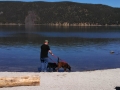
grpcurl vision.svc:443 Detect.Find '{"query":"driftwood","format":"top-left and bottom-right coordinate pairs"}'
top-left (0, 75), bottom-right (40, 88)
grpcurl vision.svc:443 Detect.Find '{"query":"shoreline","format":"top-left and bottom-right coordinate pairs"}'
top-left (0, 68), bottom-right (120, 90)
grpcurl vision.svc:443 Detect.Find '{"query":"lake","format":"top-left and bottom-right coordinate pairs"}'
top-left (0, 25), bottom-right (120, 72)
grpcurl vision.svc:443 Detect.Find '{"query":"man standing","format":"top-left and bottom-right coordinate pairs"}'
top-left (40, 40), bottom-right (54, 72)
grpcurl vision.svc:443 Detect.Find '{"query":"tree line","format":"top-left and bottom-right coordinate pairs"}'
top-left (0, 1), bottom-right (120, 25)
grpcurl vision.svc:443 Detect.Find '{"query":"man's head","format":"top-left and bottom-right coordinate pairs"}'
top-left (44, 40), bottom-right (49, 45)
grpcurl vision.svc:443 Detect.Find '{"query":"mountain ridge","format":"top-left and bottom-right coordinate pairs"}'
top-left (0, 1), bottom-right (120, 26)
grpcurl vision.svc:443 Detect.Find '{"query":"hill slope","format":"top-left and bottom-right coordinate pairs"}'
top-left (0, 1), bottom-right (120, 25)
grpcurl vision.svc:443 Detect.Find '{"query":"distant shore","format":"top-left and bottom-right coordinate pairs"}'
top-left (0, 68), bottom-right (120, 90)
top-left (0, 23), bottom-right (120, 27)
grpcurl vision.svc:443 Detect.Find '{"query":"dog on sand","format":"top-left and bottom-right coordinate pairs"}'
top-left (47, 57), bottom-right (71, 72)
top-left (57, 57), bottom-right (71, 72)
top-left (47, 62), bottom-right (58, 72)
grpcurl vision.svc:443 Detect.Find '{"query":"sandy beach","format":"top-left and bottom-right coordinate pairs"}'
top-left (0, 68), bottom-right (120, 90)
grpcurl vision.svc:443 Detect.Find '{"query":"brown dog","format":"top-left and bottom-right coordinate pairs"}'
top-left (57, 57), bottom-right (71, 72)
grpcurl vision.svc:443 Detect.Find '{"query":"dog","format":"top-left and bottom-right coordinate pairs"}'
top-left (47, 57), bottom-right (71, 72)
top-left (47, 62), bottom-right (58, 72)
top-left (57, 57), bottom-right (71, 72)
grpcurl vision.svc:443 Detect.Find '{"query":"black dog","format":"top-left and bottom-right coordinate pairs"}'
top-left (47, 62), bottom-right (58, 72)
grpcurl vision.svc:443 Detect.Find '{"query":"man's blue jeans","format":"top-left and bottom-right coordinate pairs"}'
top-left (40, 58), bottom-right (48, 72)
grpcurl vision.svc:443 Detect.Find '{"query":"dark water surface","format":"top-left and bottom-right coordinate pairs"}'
top-left (0, 26), bottom-right (120, 72)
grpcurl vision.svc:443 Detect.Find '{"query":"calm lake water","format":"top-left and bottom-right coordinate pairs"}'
top-left (0, 25), bottom-right (120, 72)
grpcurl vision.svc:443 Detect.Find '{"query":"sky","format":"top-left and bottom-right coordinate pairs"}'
top-left (0, 0), bottom-right (120, 8)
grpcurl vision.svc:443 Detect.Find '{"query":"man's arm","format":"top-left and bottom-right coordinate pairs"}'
top-left (48, 50), bottom-right (54, 56)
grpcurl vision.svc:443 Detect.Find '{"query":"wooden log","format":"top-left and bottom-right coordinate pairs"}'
top-left (0, 75), bottom-right (40, 88)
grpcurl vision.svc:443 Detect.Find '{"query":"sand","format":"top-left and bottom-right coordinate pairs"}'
top-left (0, 68), bottom-right (120, 90)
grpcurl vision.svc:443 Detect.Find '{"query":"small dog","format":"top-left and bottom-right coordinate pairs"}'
top-left (47, 62), bottom-right (58, 72)
top-left (57, 57), bottom-right (71, 72)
